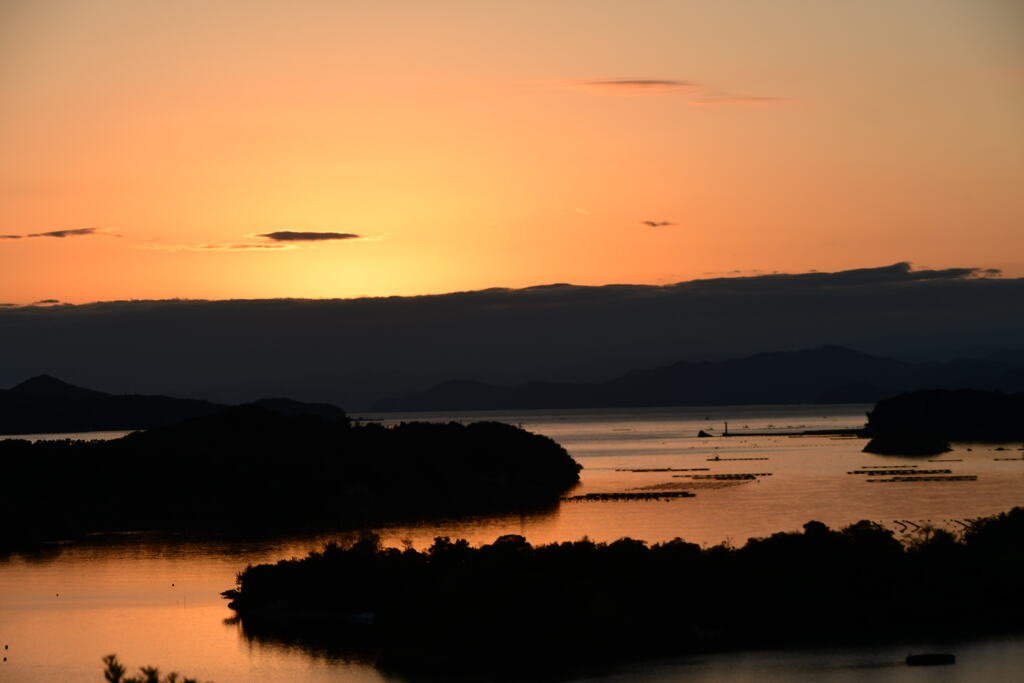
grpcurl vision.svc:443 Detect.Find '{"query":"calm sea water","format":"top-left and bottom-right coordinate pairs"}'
top-left (2, 404), bottom-right (1023, 682)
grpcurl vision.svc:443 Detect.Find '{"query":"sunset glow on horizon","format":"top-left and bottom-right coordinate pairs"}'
top-left (2, 0), bottom-right (1022, 305)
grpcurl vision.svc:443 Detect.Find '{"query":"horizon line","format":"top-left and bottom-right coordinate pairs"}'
top-left (0, 262), bottom-right (1006, 309)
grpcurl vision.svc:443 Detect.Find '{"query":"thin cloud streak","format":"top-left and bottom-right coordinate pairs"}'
top-left (566, 78), bottom-right (695, 96)
top-left (545, 77), bottom-right (786, 106)
top-left (3, 228), bottom-right (114, 239)
top-left (135, 243), bottom-right (297, 253)
top-left (258, 231), bottom-right (362, 242)
top-left (689, 95), bottom-right (786, 107)
top-left (586, 79), bottom-right (694, 88)
top-left (27, 228), bottom-right (101, 238)
top-left (641, 220), bottom-right (675, 227)
top-left (135, 229), bottom-right (377, 252)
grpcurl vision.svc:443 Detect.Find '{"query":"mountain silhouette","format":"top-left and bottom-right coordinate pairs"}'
top-left (371, 346), bottom-right (1024, 411)
top-left (2, 264), bottom-right (1022, 409)
top-left (10, 374), bottom-right (107, 400)
top-left (0, 376), bottom-right (345, 435)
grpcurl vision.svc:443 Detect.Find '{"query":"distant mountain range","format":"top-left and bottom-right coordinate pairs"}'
top-left (6, 344), bottom-right (1024, 432)
top-left (3, 264), bottom-right (1023, 410)
top-left (371, 346), bottom-right (1024, 412)
top-left (0, 375), bottom-right (345, 435)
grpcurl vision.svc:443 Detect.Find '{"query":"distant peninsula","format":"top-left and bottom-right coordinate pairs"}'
top-left (0, 406), bottom-right (581, 548)
top-left (371, 345), bottom-right (1024, 411)
top-left (0, 374), bottom-right (344, 435)
top-left (863, 388), bottom-right (1024, 455)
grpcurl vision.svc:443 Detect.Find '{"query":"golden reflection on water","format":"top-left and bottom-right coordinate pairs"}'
top-left (3, 404), bottom-right (1024, 682)
top-left (358, 404), bottom-right (1024, 549)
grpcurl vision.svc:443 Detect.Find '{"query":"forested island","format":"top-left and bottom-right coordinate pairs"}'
top-left (225, 508), bottom-right (1024, 675)
top-left (864, 389), bottom-right (1024, 454)
top-left (0, 406), bottom-right (581, 548)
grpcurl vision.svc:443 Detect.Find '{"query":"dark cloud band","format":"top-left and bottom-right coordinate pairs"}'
top-left (259, 231), bottom-right (361, 242)
top-left (27, 228), bottom-right (100, 238)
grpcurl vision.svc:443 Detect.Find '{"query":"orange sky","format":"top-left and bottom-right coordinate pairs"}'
top-left (2, 0), bottom-right (1022, 305)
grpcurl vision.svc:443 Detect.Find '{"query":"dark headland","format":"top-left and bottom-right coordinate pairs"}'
top-left (863, 389), bottom-right (1024, 455)
top-left (224, 508), bottom-right (1024, 676)
top-left (0, 406), bottom-right (581, 549)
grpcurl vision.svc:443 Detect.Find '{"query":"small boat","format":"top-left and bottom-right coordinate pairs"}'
top-left (906, 653), bottom-right (955, 666)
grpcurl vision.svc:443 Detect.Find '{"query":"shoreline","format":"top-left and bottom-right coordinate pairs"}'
top-left (225, 508), bottom-right (1024, 676)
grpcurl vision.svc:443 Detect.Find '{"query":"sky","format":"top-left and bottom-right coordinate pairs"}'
top-left (2, 0), bottom-right (1022, 305)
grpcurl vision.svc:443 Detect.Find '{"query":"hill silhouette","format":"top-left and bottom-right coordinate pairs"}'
top-left (2, 264), bottom-right (1022, 409)
top-left (0, 375), bottom-right (345, 435)
top-left (10, 374), bottom-right (106, 399)
top-left (372, 346), bottom-right (1024, 411)
top-left (863, 388), bottom-right (1024, 454)
top-left (0, 405), bottom-right (581, 547)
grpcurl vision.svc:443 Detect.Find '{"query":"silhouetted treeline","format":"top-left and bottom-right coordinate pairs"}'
top-left (101, 654), bottom-right (212, 683)
top-left (225, 508), bottom-right (1024, 675)
top-left (864, 389), bottom-right (1024, 454)
top-left (0, 374), bottom-right (345, 435)
top-left (0, 406), bottom-right (580, 548)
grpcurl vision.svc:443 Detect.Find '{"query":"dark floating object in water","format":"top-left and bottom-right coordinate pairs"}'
top-left (684, 473), bottom-right (772, 480)
top-left (562, 491), bottom-right (696, 502)
top-left (615, 467), bottom-right (709, 472)
top-left (697, 429), bottom-right (712, 438)
top-left (906, 653), bottom-right (955, 666)
top-left (706, 456), bottom-right (769, 461)
top-left (848, 469), bottom-right (952, 475)
top-left (867, 475), bottom-right (977, 483)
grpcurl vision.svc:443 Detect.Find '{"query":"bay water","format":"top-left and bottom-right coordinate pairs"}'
top-left (2, 404), bottom-right (1022, 681)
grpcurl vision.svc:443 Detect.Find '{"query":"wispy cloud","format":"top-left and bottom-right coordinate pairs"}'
top-left (28, 227), bottom-right (103, 238)
top-left (544, 77), bottom-right (786, 107)
top-left (136, 242), bottom-right (297, 252)
top-left (641, 220), bottom-right (675, 227)
top-left (689, 94), bottom-right (785, 107)
top-left (32, 299), bottom-right (61, 305)
top-left (556, 78), bottom-right (695, 96)
top-left (137, 229), bottom-right (379, 253)
top-left (257, 231), bottom-right (362, 242)
top-left (2, 227), bottom-right (120, 240)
